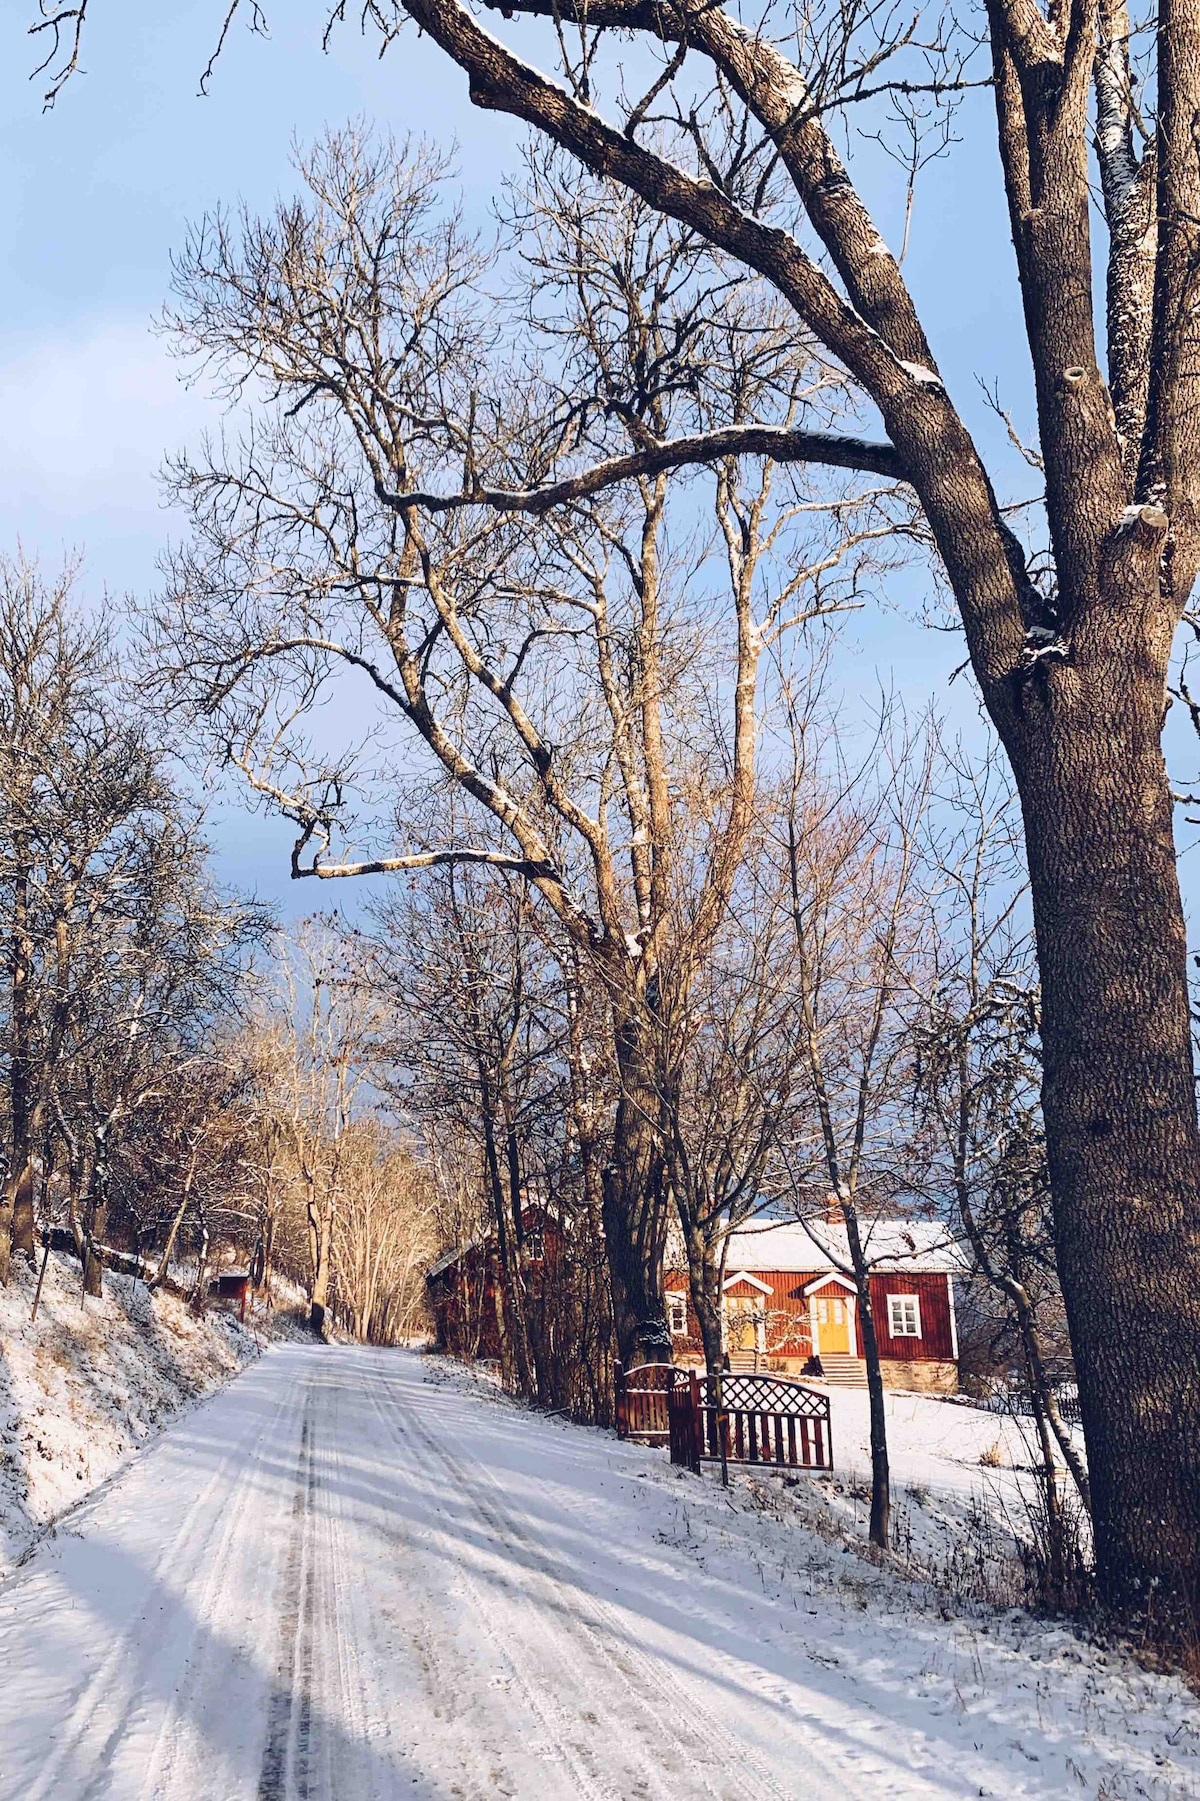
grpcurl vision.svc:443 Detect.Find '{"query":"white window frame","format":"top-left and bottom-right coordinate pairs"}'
top-left (888, 1293), bottom-right (922, 1339)
top-left (667, 1292), bottom-right (689, 1337)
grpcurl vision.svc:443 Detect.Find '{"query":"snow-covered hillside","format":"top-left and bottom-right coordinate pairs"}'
top-left (0, 1250), bottom-right (274, 1576)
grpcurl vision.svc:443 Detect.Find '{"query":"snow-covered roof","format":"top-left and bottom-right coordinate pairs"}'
top-left (722, 1218), bottom-right (964, 1274)
top-left (426, 1236), bottom-right (484, 1280)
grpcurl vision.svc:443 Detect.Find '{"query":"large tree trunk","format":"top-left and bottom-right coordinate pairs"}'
top-left (1011, 660), bottom-right (1200, 1611)
top-left (601, 1013), bottom-right (671, 1366)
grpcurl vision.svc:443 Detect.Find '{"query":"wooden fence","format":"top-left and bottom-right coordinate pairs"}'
top-left (617, 1363), bottom-right (833, 1474)
top-left (681, 1370), bottom-right (833, 1472)
top-left (613, 1362), bottom-right (675, 1444)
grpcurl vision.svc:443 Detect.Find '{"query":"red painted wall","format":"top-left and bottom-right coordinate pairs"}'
top-left (665, 1267), bottom-right (956, 1363)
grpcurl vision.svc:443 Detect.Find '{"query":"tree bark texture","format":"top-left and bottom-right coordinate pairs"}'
top-left (602, 1013), bottom-right (671, 1365)
top-left (83, 1175), bottom-right (108, 1299)
top-left (682, 1230), bottom-right (726, 1390)
top-left (1005, 651), bottom-right (1200, 1609)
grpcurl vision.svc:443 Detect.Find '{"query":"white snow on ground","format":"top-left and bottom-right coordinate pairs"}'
top-left (0, 1250), bottom-right (273, 1577)
top-left (785, 1383), bottom-right (1088, 1588)
top-left (1, 1344), bottom-right (1196, 1799)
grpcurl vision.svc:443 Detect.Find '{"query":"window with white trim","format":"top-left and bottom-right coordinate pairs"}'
top-left (888, 1293), bottom-right (922, 1338)
top-left (667, 1293), bottom-right (688, 1336)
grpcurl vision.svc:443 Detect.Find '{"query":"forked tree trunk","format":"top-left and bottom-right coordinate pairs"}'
top-left (682, 1227), bottom-right (725, 1393)
top-left (1010, 655), bottom-right (1200, 1610)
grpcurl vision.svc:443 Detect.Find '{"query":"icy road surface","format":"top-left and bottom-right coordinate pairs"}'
top-left (0, 1346), bottom-right (1195, 1800)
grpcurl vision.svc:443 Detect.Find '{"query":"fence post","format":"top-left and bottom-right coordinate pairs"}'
top-left (687, 1369), bottom-right (702, 1475)
top-left (614, 1362), bottom-right (626, 1439)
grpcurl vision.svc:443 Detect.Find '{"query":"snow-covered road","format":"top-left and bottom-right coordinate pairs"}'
top-left (0, 1346), bottom-right (1195, 1800)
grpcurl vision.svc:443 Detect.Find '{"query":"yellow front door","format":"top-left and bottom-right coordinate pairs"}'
top-left (727, 1301), bottom-right (759, 1352)
top-left (814, 1292), bottom-right (852, 1354)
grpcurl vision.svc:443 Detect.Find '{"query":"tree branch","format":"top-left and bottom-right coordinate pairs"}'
top-left (380, 423), bottom-right (904, 514)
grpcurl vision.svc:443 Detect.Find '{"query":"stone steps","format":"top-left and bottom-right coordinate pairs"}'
top-left (818, 1353), bottom-right (868, 1388)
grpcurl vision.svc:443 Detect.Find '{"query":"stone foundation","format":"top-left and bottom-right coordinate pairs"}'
top-left (881, 1359), bottom-right (959, 1394)
top-left (674, 1353), bottom-right (960, 1394)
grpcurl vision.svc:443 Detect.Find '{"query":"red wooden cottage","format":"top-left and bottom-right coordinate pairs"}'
top-left (666, 1219), bottom-right (962, 1391)
top-left (426, 1207), bottom-right (560, 1360)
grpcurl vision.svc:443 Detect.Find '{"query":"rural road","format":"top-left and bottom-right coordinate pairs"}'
top-left (0, 1346), bottom-right (1067, 1798)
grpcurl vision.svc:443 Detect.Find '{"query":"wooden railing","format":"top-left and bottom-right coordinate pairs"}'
top-left (613, 1362), bottom-right (674, 1443)
top-left (667, 1369), bottom-right (833, 1474)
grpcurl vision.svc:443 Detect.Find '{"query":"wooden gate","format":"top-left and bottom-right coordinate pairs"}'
top-left (667, 1369), bottom-right (833, 1473)
top-left (614, 1362), bottom-right (674, 1443)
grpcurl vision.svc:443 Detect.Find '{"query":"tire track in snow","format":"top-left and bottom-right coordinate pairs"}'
top-left (363, 1371), bottom-right (621, 1800)
top-left (256, 1384), bottom-right (321, 1800)
top-left (365, 1361), bottom-right (793, 1801)
top-left (14, 1371), bottom-right (298, 1801)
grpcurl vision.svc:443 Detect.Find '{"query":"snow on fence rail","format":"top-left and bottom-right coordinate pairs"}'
top-left (616, 1363), bottom-right (833, 1473)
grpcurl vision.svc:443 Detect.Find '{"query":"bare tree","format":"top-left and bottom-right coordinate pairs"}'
top-left (773, 702), bottom-right (936, 1549)
top-left (146, 129), bottom-right (881, 1364)
top-left (0, 555), bottom-right (110, 1278)
top-left (0, 556), bottom-right (261, 1295)
top-left (373, 864), bottom-right (568, 1395)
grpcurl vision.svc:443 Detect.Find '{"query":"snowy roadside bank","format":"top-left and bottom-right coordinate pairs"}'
top-left (0, 1250), bottom-right (288, 1576)
top-left (410, 1354), bottom-right (1200, 1795)
top-left (428, 1356), bottom-right (1080, 1590)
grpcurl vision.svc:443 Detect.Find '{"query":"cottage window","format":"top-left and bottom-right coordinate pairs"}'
top-left (888, 1293), bottom-right (922, 1338)
top-left (667, 1293), bottom-right (688, 1337)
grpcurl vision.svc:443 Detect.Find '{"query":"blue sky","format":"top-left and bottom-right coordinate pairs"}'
top-left (4, 3), bottom-right (1165, 920)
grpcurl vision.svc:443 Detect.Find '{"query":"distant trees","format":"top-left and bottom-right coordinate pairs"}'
top-left (370, 867), bottom-right (617, 1417)
top-left (250, 923), bottom-right (439, 1342)
top-left (0, 556), bottom-right (261, 1293)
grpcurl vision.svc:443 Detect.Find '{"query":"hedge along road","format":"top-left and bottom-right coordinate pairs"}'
top-left (0, 1344), bottom-right (1150, 1799)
